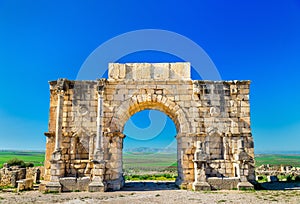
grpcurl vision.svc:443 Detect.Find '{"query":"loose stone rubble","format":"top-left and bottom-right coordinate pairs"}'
top-left (43, 62), bottom-right (255, 192)
top-left (256, 164), bottom-right (300, 179)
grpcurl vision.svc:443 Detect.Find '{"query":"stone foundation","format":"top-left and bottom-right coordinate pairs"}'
top-left (207, 177), bottom-right (240, 190)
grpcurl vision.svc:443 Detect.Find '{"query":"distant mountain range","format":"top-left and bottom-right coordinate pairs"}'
top-left (123, 147), bottom-right (177, 153)
top-left (1, 149), bottom-right (299, 155)
top-left (255, 150), bottom-right (300, 155)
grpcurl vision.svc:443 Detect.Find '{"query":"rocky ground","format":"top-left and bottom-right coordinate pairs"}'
top-left (0, 181), bottom-right (300, 204)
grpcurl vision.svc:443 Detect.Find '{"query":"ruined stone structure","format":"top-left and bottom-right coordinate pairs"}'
top-left (0, 165), bottom-right (43, 188)
top-left (44, 62), bottom-right (255, 192)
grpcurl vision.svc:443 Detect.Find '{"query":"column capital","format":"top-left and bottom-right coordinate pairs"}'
top-left (96, 78), bottom-right (106, 95)
top-left (55, 78), bottom-right (68, 95)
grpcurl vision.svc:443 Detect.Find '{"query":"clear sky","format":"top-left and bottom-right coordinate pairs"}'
top-left (0, 1), bottom-right (299, 153)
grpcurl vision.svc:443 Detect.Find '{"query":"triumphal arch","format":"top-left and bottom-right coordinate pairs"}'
top-left (44, 62), bottom-right (255, 192)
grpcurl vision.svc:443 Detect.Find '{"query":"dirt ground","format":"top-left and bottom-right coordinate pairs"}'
top-left (0, 182), bottom-right (300, 204)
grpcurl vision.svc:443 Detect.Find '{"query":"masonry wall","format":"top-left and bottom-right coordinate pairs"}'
top-left (44, 62), bottom-right (255, 191)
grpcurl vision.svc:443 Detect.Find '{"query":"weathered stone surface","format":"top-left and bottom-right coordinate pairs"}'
top-left (208, 177), bottom-right (240, 190)
top-left (0, 166), bottom-right (44, 188)
top-left (17, 178), bottom-right (33, 192)
top-left (60, 177), bottom-right (77, 192)
top-left (237, 181), bottom-right (254, 190)
top-left (44, 62), bottom-right (255, 192)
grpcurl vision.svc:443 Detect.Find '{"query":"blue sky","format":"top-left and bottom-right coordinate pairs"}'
top-left (0, 1), bottom-right (299, 152)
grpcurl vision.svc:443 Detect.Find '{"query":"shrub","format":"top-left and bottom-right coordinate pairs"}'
top-left (26, 162), bottom-right (34, 168)
top-left (6, 158), bottom-right (34, 168)
top-left (256, 175), bottom-right (267, 183)
top-left (286, 175), bottom-right (293, 182)
top-left (7, 158), bottom-right (26, 167)
top-left (294, 175), bottom-right (300, 182)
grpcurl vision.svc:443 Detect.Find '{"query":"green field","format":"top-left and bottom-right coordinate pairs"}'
top-left (1, 151), bottom-right (300, 170)
top-left (0, 151), bottom-right (44, 168)
top-left (123, 152), bottom-right (177, 172)
top-left (255, 154), bottom-right (300, 167)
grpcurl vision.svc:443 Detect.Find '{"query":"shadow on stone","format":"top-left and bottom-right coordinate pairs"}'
top-left (259, 181), bottom-right (300, 190)
top-left (119, 181), bottom-right (179, 191)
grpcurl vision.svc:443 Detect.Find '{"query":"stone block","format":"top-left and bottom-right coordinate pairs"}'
top-left (153, 63), bottom-right (169, 79)
top-left (77, 177), bottom-right (90, 191)
top-left (60, 177), bottom-right (77, 192)
top-left (208, 177), bottom-right (240, 190)
top-left (17, 178), bottom-right (33, 192)
top-left (237, 181), bottom-right (254, 190)
top-left (193, 181), bottom-right (211, 191)
top-left (170, 62), bottom-right (190, 80)
top-left (46, 181), bottom-right (62, 193)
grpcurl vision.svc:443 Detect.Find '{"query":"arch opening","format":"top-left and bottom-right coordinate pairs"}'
top-left (110, 94), bottom-right (191, 134)
top-left (122, 109), bottom-right (179, 189)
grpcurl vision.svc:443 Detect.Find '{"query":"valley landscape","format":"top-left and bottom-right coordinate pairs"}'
top-left (0, 150), bottom-right (300, 203)
top-left (1, 150), bottom-right (300, 178)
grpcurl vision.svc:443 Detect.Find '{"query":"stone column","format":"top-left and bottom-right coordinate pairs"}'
top-left (236, 138), bottom-right (254, 190)
top-left (223, 136), bottom-right (229, 160)
top-left (192, 141), bottom-right (211, 191)
top-left (94, 83), bottom-right (104, 160)
top-left (89, 79), bottom-right (106, 192)
top-left (54, 89), bottom-right (64, 153)
top-left (46, 78), bottom-right (67, 192)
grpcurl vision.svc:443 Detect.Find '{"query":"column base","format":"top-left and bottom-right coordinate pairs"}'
top-left (237, 181), bottom-right (254, 190)
top-left (88, 181), bottom-right (106, 192)
top-left (51, 150), bottom-right (62, 161)
top-left (193, 181), bottom-right (211, 191)
top-left (93, 150), bottom-right (104, 161)
top-left (46, 181), bottom-right (62, 193)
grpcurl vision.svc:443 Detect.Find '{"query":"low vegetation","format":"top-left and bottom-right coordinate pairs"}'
top-left (1, 150), bottom-right (300, 183)
top-left (255, 154), bottom-right (300, 167)
top-left (6, 158), bottom-right (34, 168)
top-left (0, 151), bottom-right (44, 168)
top-left (0, 185), bottom-right (14, 191)
top-left (124, 173), bottom-right (177, 181)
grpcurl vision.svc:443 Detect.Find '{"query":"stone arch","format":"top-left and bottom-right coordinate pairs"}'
top-left (44, 63), bottom-right (255, 192)
top-left (110, 93), bottom-right (191, 134)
